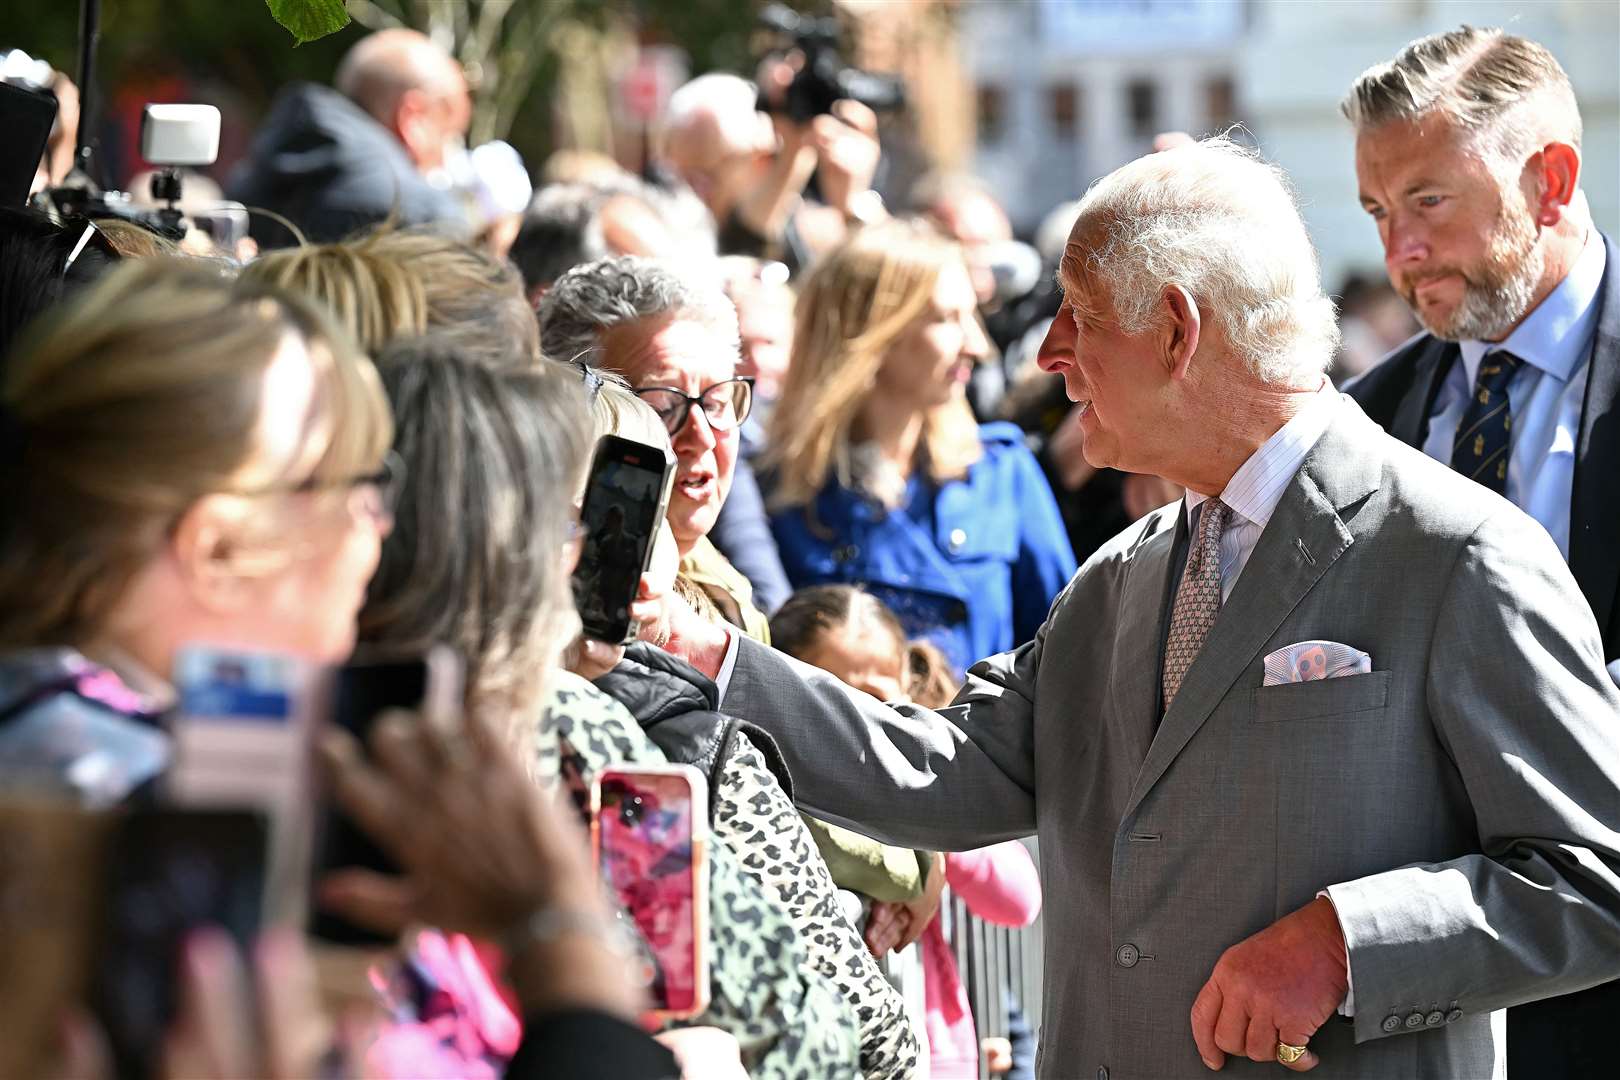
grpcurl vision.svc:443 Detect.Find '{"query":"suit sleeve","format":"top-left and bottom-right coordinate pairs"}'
top-left (1325, 508), bottom-right (1620, 1043)
top-left (718, 600), bottom-right (1058, 850)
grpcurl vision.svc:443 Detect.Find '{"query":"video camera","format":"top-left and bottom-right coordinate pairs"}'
top-left (757, 3), bottom-right (905, 124)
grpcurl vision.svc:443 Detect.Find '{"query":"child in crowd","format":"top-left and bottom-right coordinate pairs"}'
top-left (772, 585), bottom-right (1045, 1079)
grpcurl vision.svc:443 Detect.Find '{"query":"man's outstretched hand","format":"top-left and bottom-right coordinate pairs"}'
top-left (1190, 896), bottom-right (1349, 1072)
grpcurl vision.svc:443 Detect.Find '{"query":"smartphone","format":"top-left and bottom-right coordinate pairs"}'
top-left (170, 646), bottom-right (320, 926)
top-left (308, 647), bottom-right (461, 945)
top-left (90, 807), bottom-right (270, 1080)
top-left (591, 764), bottom-right (709, 1019)
top-left (0, 79), bottom-right (57, 207)
top-left (573, 435), bottom-right (674, 644)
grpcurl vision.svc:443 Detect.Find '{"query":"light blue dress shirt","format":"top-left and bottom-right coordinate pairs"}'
top-left (1420, 233), bottom-right (1607, 559)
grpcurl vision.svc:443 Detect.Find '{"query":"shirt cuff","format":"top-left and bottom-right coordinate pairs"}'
top-left (1607, 658), bottom-right (1620, 689)
top-left (1317, 889), bottom-right (1354, 1016)
top-left (713, 627), bottom-right (741, 702)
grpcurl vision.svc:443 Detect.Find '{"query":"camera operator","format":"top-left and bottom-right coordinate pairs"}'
top-left (651, 64), bottom-right (886, 272)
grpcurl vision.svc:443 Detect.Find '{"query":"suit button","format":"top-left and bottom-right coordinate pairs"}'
top-left (1097, 1069), bottom-right (1108, 1080)
top-left (1405, 1011), bottom-right (1425, 1029)
top-left (947, 528), bottom-right (968, 553)
top-left (1446, 1008), bottom-right (1464, 1023)
top-left (1425, 1011), bottom-right (1445, 1027)
top-left (1115, 943), bottom-right (1140, 968)
top-left (1381, 1015), bottom-right (1402, 1034)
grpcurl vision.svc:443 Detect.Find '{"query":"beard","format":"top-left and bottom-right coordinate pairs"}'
top-left (1400, 200), bottom-right (1544, 342)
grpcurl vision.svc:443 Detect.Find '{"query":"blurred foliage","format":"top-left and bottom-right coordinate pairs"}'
top-left (0, 0), bottom-right (851, 180)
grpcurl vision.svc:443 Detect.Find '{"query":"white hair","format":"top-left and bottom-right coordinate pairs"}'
top-left (536, 255), bottom-right (740, 370)
top-left (1069, 136), bottom-right (1339, 384)
top-left (662, 73), bottom-right (762, 149)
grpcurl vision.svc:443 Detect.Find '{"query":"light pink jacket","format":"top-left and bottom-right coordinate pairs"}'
top-left (923, 842), bottom-right (1042, 1079)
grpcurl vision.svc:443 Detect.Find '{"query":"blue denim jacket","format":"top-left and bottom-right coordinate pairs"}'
top-left (769, 423), bottom-right (1078, 674)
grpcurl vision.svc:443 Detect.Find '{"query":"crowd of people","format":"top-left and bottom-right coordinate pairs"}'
top-left (1, 18), bottom-right (1617, 1080)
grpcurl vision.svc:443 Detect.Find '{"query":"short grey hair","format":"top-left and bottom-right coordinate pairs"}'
top-left (1342, 26), bottom-right (1581, 168)
top-left (537, 255), bottom-right (740, 369)
top-left (1067, 136), bottom-right (1339, 384)
top-left (661, 73), bottom-right (760, 146)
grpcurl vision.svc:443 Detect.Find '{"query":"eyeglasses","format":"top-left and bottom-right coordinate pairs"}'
top-left (633, 377), bottom-right (754, 437)
top-left (234, 450), bottom-right (406, 522)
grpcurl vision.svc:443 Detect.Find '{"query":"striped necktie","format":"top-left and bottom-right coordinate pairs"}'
top-left (1448, 351), bottom-right (1523, 495)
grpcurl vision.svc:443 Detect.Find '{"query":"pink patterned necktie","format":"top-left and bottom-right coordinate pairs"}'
top-left (1162, 498), bottom-right (1231, 710)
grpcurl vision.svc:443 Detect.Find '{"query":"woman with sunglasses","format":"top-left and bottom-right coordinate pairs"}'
top-left (0, 258), bottom-right (394, 805)
top-left (538, 255), bottom-right (777, 641)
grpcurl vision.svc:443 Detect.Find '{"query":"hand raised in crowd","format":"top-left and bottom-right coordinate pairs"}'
top-left (571, 522), bottom-right (682, 679)
top-left (1189, 896), bottom-right (1349, 1072)
top-left (654, 1026), bottom-right (749, 1080)
top-left (54, 928), bottom-right (336, 1080)
top-left (810, 99), bottom-right (883, 221)
top-left (317, 705), bottom-right (640, 1020)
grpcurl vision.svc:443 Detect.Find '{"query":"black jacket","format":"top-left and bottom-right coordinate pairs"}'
top-left (592, 643), bottom-right (793, 815)
top-left (226, 83), bottom-right (465, 248)
top-left (1346, 231), bottom-right (1620, 664)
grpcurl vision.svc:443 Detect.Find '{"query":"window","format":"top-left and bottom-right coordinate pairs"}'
top-left (977, 83), bottom-right (1006, 145)
top-left (1049, 82), bottom-right (1080, 140)
top-left (1206, 75), bottom-right (1237, 130)
top-left (1126, 79), bottom-right (1158, 138)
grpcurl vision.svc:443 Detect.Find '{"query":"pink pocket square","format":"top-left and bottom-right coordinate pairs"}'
top-left (1262, 641), bottom-right (1372, 686)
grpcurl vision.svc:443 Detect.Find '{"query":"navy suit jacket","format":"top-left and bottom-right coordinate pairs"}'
top-left (1346, 232), bottom-right (1620, 664)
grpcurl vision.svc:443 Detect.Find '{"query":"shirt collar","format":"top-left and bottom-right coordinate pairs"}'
top-left (1457, 228), bottom-right (1607, 384)
top-left (1185, 380), bottom-right (1341, 531)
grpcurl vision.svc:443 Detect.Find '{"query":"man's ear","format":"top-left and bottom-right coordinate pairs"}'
top-left (1160, 284), bottom-right (1201, 381)
top-left (1529, 141), bottom-right (1581, 227)
top-left (391, 88), bottom-right (433, 164)
top-left (170, 496), bottom-right (250, 615)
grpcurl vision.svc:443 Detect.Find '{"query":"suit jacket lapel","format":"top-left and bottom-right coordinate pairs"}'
top-left (1108, 511), bottom-right (1182, 772)
top-left (1569, 231), bottom-right (1620, 645)
top-left (1391, 337), bottom-right (1456, 447)
top-left (1121, 402), bottom-right (1383, 821)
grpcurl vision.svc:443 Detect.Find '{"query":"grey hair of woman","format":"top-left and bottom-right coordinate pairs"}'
top-left (535, 254), bottom-right (739, 369)
top-left (357, 336), bottom-right (591, 757)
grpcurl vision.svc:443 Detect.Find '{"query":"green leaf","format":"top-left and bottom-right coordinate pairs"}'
top-left (265, 0), bottom-right (351, 45)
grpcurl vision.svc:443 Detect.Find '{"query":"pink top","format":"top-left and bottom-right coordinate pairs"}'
top-left (923, 842), bottom-right (1042, 1079)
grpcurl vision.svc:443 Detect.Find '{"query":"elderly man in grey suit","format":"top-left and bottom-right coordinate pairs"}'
top-left (660, 137), bottom-right (1620, 1078)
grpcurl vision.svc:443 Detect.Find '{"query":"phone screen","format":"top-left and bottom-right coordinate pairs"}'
top-left (309, 656), bottom-right (433, 945)
top-left (594, 767), bottom-right (707, 1017)
top-left (573, 436), bottom-right (672, 644)
top-left (91, 808), bottom-right (269, 1080)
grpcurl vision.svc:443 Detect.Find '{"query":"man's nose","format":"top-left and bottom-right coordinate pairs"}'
top-left (1036, 303), bottom-right (1077, 373)
top-left (1384, 215), bottom-right (1430, 268)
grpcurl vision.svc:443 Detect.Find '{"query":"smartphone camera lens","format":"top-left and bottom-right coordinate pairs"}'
top-left (619, 794), bottom-right (644, 827)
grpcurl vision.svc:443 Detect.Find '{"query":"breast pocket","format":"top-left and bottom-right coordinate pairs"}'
top-left (1249, 670), bottom-right (1391, 723)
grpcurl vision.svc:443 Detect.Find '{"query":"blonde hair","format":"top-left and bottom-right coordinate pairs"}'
top-left (0, 258), bottom-right (392, 647)
top-left (766, 219), bottom-right (981, 510)
top-left (89, 217), bottom-right (182, 260)
top-left (243, 225), bottom-right (540, 365)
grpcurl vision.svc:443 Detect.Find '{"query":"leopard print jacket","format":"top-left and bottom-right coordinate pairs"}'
top-left (540, 673), bottom-right (859, 1080)
top-left (717, 738), bottom-right (924, 1080)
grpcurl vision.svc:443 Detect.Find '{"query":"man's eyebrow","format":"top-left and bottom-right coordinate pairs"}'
top-left (1402, 178), bottom-right (1442, 197)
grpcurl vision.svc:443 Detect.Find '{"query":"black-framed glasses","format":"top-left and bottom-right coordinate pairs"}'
top-left (633, 377), bottom-right (754, 437)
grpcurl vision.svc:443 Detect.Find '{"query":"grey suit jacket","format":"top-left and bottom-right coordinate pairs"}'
top-left (720, 400), bottom-right (1620, 1079)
